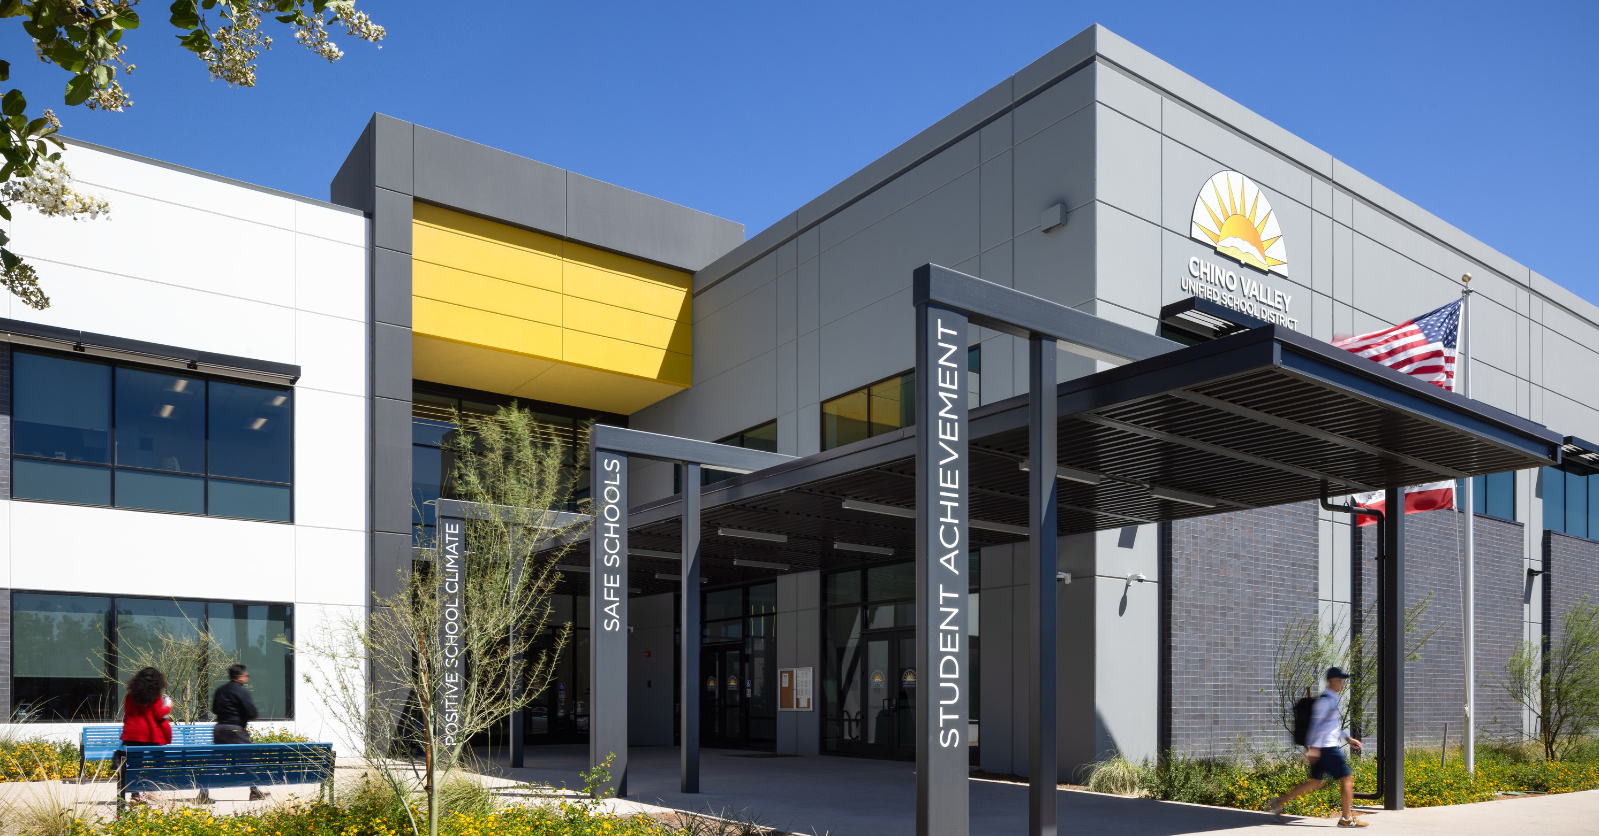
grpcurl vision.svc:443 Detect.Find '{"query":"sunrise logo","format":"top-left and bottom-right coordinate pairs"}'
top-left (1190, 171), bottom-right (1288, 276)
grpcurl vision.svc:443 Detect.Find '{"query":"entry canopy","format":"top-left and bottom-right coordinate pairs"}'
top-left (569, 323), bottom-right (1563, 594)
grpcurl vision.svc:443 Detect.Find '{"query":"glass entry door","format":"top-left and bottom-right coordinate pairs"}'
top-left (861, 629), bottom-right (916, 761)
top-left (700, 644), bottom-right (745, 749)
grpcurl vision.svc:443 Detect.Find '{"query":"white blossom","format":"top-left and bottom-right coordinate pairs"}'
top-left (2, 161), bottom-right (111, 221)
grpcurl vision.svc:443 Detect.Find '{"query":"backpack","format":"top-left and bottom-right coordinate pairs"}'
top-left (1291, 695), bottom-right (1318, 747)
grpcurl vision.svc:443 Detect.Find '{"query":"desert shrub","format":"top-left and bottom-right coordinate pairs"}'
top-left (250, 726), bottom-right (313, 744)
top-left (0, 737), bottom-right (81, 782)
top-left (1083, 752), bottom-right (1147, 796)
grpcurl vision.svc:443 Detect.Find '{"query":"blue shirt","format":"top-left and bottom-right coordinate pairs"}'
top-left (1307, 689), bottom-right (1347, 749)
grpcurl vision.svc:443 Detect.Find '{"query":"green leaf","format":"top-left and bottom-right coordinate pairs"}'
top-left (64, 73), bottom-right (94, 106)
top-left (0, 0), bottom-right (23, 19)
top-left (177, 29), bottom-right (212, 53)
top-left (24, 116), bottom-right (49, 138)
top-left (0, 60), bottom-right (9, 82)
top-left (169, 0), bottom-right (199, 30)
top-left (32, 0), bottom-right (56, 28)
top-left (0, 209), bottom-right (10, 226)
top-left (117, 8), bottom-right (141, 29)
top-left (91, 64), bottom-right (112, 85)
top-left (1, 249), bottom-right (20, 272)
top-left (274, 13), bottom-right (296, 23)
top-left (1, 89), bottom-right (23, 117)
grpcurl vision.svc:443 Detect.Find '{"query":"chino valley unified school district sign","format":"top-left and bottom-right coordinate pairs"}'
top-left (1182, 171), bottom-right (1300, 330)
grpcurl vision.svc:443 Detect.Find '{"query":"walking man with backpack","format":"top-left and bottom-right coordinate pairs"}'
top-left (212, 664), bottom-right (268, 801)
top-left (1271, 666), bottom-right (1367, 828)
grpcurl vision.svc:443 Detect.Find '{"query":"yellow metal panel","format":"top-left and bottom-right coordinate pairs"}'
top-left (562, 329), bottom-right (692, 387)
top-left (511, 363), bottom-right (687, 415)
top-left (565, 241), bottom-right (691, 289)
top-left (562, 295), bottom-right (692, 356)
top-left (414, 202), bottom-right (562, 258)
top-left (413, 297), bottom-right (563, 361)
top-left (413, 261), bottom-right (562, 327)
top-left (562, 259), bottom-right (692, 321)
top-left (413, 335), bottom-right (555, 396)
top-left (412, 223), bottom-right (562, 294)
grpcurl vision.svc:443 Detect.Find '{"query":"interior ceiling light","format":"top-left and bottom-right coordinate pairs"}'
top-left (630, 548), bottom-right (681, 559)
top-left (1147, 485), bottom-right (1219, 508)
top-left (733, 558), bottom-right (790, 570)
top-left (655, 572), bottom-right (707, 583)
top-left (157, 404), bottom-right (175, 418)
top-left (717, 527), bottom-right (787, 543)
top-left (840, 499), bottom-right (1027, 536)
top-left (833, 541), bottom-right (894, 556)
top-left (1017, 461), bottom-right (1104, 486)
top-left (1158, 297), bottom-right (1268, 342)
top-left (250, 417), bottom-right (268, 430)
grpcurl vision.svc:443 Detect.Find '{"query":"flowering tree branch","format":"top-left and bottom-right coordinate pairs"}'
top-left (0, 0), bottom-right (384, 310)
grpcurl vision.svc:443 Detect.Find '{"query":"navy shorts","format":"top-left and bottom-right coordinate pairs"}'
top-left (1310, 747), bottom-right (1352, 781)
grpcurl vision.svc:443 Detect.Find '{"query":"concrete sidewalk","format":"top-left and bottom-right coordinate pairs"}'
top-left (480, 744), bottom-right (1599, 836)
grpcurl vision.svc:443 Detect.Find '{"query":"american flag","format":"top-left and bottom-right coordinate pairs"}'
top-left (1335, 299), bottom-right (1463, 522)
top-left (1333, 299), bottom-right (1461, 392)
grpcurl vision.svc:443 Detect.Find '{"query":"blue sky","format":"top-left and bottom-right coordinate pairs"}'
top-left (5, 1), bottom-right (1596, 304)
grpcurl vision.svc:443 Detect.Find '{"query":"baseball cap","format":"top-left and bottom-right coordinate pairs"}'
top-left (1326, 666), bottom-right (1353, 681)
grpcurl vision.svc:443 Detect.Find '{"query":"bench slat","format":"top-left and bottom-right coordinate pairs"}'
top-left (119, 743), bottom-right (334, 795)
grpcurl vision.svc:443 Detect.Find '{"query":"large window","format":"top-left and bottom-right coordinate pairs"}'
top-left (411, 386), bottom-right (610, 543)
top-left (694, 581), bottom-right (778, 748)
top-left (821, 554), bottom-right (979, 759)
top-left (821, 347), bottom-right (980, 451)
top-left (1458, 471), bottom-right (1516, 522)
top-left (11, 592), bottom-right (292, 722)
top-left (674, 420), bottom-right (778, 493)
top-left (1544, 467), bottom-right (1599, 539)
top-left (11, 350), bottom-right (293, 521)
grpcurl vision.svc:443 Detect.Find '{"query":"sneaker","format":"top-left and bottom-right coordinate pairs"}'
top-left (248, 788), bottom-right (269, 801)
top-left (1268, 797), bottom-right (1287, 823)
top-left (1337, 818), bottom-right (1369, 828)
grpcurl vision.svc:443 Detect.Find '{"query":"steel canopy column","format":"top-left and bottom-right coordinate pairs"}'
top-left (1028, 335), bottom-right (1058, 836)
top-left (681, 461), bottom-right (702, 793)
top-left (590, 448), bottom-right (629, 798)
top-left (1380, 485), bottom-right (1405, 810)
top-left (913, 302), bottom-right (970, 836)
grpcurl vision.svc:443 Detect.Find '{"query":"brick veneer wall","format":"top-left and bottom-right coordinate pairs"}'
top-left (1162, 501), bottom-right (1319, 756)
top-left (1354, 510), bottom-right (1523, 748)
top-left (1545, 530), bottom-right (1599, 645)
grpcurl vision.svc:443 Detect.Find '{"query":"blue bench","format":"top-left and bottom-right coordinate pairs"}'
top-left (79, 724), bottom-right (215, 778)
top-left (117, 742), bottom-right (334, 812)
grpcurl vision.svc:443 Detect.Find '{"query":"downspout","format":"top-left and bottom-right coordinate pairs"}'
top-left (1318, 481), bottom-right (1386, 803)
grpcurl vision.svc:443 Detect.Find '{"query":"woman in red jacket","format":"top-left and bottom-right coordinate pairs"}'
top-left (120, 667), bottom-right (172, 803)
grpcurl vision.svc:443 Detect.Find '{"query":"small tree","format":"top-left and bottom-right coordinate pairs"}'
top-left (1498, 597), bottom-right (1599, 760)
top-left (1271, 611), bottom-right (1342, 737)
top-left (1269, 591), bottom-right (1438, 748)
top-left (96, 607), bottom-right (239, 724)
top-left (301, 404), bottom-right (584, 836)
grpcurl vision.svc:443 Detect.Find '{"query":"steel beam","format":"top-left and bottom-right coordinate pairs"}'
top-left (1028, 335), bottom-right (1058, 836)
top-left (914, 263), bottom-right (1180, 364)
top-left (681, 462), bottom-right (702, 793)
top-left (1380, 485), bottom-right (1405, 810)
top-left (589, 449), bottom-right (629, 798)
top-left (914, 301), bottom-right (970, 836)
top-left (591, 424), bottom-right (795, 473)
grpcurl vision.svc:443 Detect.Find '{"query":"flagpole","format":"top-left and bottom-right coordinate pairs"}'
top-left (1461, 274), bottom-right (1476, 774)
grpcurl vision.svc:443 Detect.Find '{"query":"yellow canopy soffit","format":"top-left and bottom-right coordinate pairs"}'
top-left (412, 335), bottom-right (688, 415)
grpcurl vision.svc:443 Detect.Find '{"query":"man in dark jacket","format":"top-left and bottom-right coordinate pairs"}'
top-left (211, 664), bottom-right (267, 800)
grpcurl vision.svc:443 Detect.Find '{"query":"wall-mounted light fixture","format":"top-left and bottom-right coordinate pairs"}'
top-left (1148, 486), bottom-right (1219, 508)
top-left (733, 558), bottom-right (791, 570)
top-left (717, 527), bottom-right (787, 543)
top-left (1018, 461), bottom-right (1104, 486)
top-left (833, 541), bottom-right (894, 556)
top-left (1040, 203), bottom-right (1067, 233)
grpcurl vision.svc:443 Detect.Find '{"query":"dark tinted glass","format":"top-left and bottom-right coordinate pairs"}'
top-left (705, 588), bottom-right (743, 621)
top-left (14, 352), bottom-right (111, 464)
top-left (210, 602), bottom-right (292, 719)
top-left (867, 562), bottom-right (914, 601)
top-left (869, 373), bottom-right (915, 436)
top-left (12, 593), bottom-right (113, 721)
top-left (115, 469), bottom-right (204, 514)
top-left (208, 381), bottom-right (292, 483)
top-left (413, 419), bottom-right (453, 447)
top-left (1567, 471), bottom-right (1588, 540)
top-left (208, 480), bottom-right (290, 522)
top-left (413, 445), bottom-right (443, 528)
top-left (748, 583), bottom-right (777, 615)
top-left (1590, 474), bottom-right (1599, 541)
top-left (115, 368), bottom-right (204, 473)
top-left (1544, 468), bottom-right (1565, 533)
top-left (741, 421), bottom-right (779, 453)
top-left (1486, 471), bottom-right (1515, 521)
top-left (13, 459), bottom-right (111, 505)
top-left (114, 598), bottom-right (203, 683)
top-left (824, 570), bottom-right (860, 605)
top-left (822, 390), bottom-right (870, 451)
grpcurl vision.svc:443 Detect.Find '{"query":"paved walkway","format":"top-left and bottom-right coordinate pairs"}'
top-left (482, 744), bottom-right (1599, 836)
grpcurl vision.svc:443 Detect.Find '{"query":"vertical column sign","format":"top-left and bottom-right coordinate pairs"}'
top-left (437, 515), bottom-right (465, 751)
top-left (914, 303), bottom-right (969, 836)
top-left (589, 448), bottom-right (629, 797)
